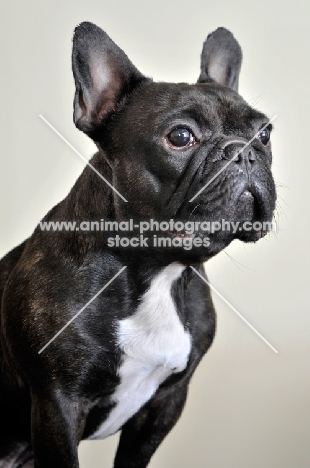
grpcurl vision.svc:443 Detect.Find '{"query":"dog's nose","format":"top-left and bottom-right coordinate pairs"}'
top-left (216, 137), bottom-right (256, 170)
top-left (232, 146), bottom-right (256, 167)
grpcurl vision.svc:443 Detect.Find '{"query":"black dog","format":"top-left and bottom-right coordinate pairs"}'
top-left (0, 22), bottom-right (276, 467)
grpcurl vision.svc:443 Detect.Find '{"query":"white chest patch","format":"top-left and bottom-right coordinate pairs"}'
top-left (90, 262), bottom-right (191, 440)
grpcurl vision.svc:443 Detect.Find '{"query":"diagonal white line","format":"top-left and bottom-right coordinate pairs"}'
top-left (189, 115), bottom-right (277, 202)
top-left (39, 114), bottom-right (128, 203)
top-left (190, 266), bottom-right (278, 354)
top-left (38, 266), bottom-right (127, 354)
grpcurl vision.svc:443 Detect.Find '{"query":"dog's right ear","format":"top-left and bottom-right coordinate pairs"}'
top-left (72, 22), bottom-right (145, 135)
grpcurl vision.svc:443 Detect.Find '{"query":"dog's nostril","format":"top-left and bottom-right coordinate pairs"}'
top-left (248, 149), bottom-right (256, 163)
top-left (233, 152), bottom-right (242, 164)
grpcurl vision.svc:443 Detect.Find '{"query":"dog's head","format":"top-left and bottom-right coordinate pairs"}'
top-left (72, 22), bottom-right (276, 261)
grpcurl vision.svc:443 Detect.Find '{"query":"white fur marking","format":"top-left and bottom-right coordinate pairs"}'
top-left (90, 262), bottom-right (191, 439)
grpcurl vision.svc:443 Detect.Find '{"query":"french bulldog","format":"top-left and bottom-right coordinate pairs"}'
top-left (0, 22), bottom-right (276, 467)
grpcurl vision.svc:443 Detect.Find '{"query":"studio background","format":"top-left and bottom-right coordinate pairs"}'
top-left (0, 1), bottom-right (308, 467)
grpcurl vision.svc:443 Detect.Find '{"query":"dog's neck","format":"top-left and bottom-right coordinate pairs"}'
top-left (63, 151), bottom-right (115, 221)
top-left (51, 151), bottom-right (204, 273)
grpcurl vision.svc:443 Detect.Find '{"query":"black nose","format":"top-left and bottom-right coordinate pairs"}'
top-left (233, 145), bottom-right (256, 166)
top-left (216, 137), bottom-right (256, 171)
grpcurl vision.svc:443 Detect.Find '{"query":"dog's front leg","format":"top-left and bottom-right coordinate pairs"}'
top-left (113, 383), bottom-right (188, 468)
top-left (30, 388), bottom-right (85, 468)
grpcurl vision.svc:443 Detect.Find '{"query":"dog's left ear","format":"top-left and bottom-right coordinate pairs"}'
top-left (72, 22), bottom-right (145, 135)
top-left (198, 27), bottom-right (242, 92)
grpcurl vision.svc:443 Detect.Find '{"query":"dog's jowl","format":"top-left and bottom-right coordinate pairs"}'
top-left (0, 22), bottom-right (276, 468)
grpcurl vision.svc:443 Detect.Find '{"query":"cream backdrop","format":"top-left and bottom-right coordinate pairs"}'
top-left (0, 1), bottom-right (308, 467)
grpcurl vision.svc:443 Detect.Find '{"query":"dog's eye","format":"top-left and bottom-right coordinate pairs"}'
top-left (167, 128), bottom-right (196, 148)
top-left (259, 128), bottom-right (271, 146)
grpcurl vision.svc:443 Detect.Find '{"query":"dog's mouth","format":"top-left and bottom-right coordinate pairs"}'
top-left (236, 189), bottom-right (256, 218)
top-left (166, 187), bottom-right (272, 243)
top-left (167, 231), bottom-right (195, 239)
top-left (235, 188), bottom-right (271, 242)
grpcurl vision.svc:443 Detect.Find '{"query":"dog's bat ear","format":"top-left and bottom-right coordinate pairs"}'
top-left (198, 27), bottom-right (242, 92)
top-left (72, 22), bottom-right (145, 135)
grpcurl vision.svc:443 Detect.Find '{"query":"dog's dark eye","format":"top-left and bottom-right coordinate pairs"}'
top-left (167, 128), bottom-right (195, 148)
top-left (259, 128), bottom-right (271, 146)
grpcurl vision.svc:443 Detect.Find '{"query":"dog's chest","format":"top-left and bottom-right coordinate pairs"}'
top-left (90, 262), bottom-right (191, 440)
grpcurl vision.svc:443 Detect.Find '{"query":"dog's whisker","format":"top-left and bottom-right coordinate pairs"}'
top-left (188, 203), bottom-right (201, 219)
top-left (223, 250), bottom-right (251, 272)
top-left (275, 181), bottom-right (289, 189)
top-left (277, 194), bottom-right (289, 209)
top-left (275, 199), bottom-right (288, 222)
